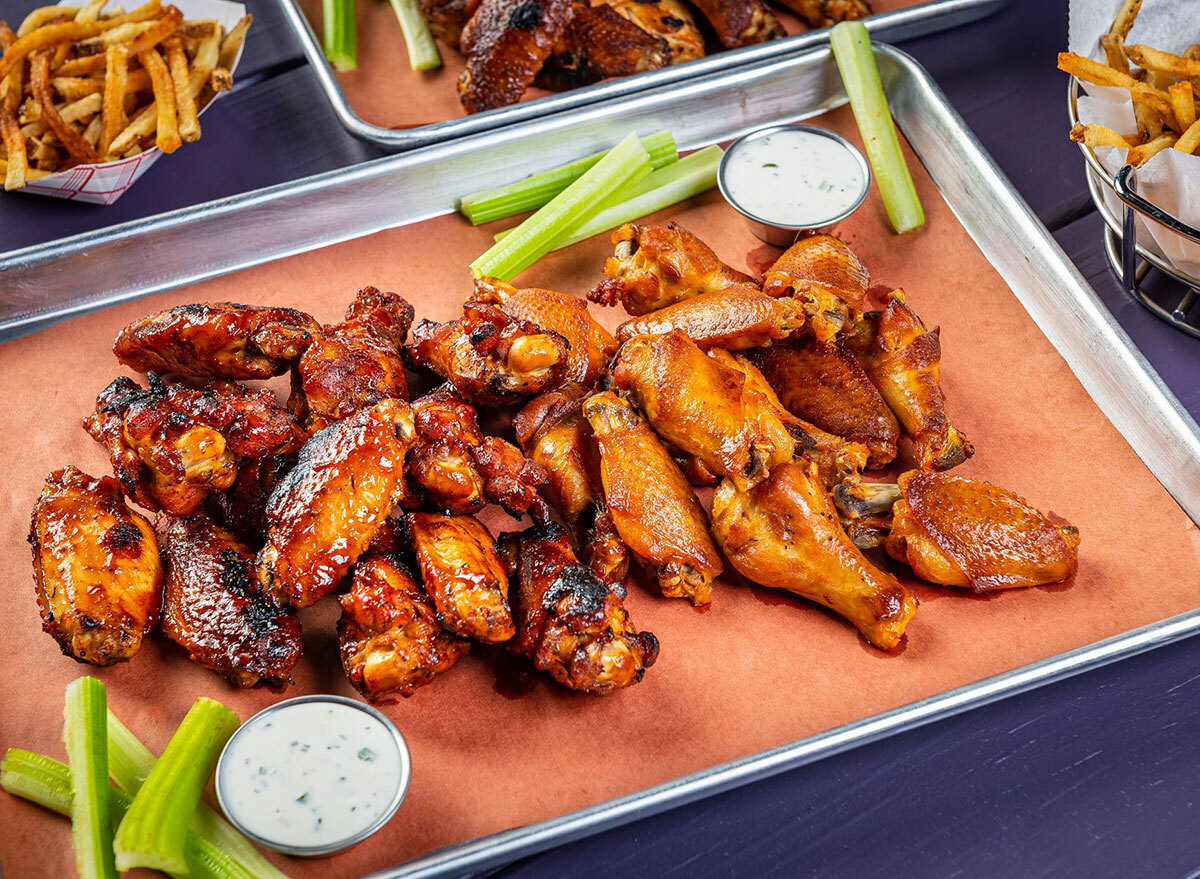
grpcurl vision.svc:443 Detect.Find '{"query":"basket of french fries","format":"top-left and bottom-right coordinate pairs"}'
top-left (0, 0), bottom-right (249, 204)
top-left (1060, 0), bottom-right (1200, 333)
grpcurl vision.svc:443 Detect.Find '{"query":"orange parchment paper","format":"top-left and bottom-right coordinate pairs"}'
top-left (295, 0), bottom-right (926, 129)
top-left (2, 105), bottom-right (1200, 879)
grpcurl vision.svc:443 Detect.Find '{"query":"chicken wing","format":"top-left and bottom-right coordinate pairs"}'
top-left (748, 338), bottom-right (899, 468)
top-left (711, 460), bottom-right (918, 650)
top-left (84, 374), bottom-right (299, 515)
top-left (611, 331), bottom-right (792, 491)
top-left (211, 455), bottom-right (294, 548)
top-left (160, 514), bottom-right (302, 687)
top-left (885, 471), bottom-right (1080, 591)
top-left (773, 0), bottom-right (870, 27)
top-left (504, 522), bottom-right (658, 693)
top-left (290, 287), bottom-right (415, 435)
top-left (339, 552), bottom-right (469, 699)
top-left (403, 302), bottom-right (570, 407)
top-left (257, 398), bottom-right (416, 608)
top-left (845, 290), bottom-right (973, 471)
top-left (406, 512), bottom-right (516, 643)
top-left (686, 0), bottom-right (782, 47)
top-left (615, 284), bottom-right (806, 350)
top-left (114, 302), bottom-right (320, 380)
top-left (589, 223), bottom-right (756, 316)
top-left (420, 0), bottom-right (481, 47)
top-left (470, 277), bottom-right (616, 388)
top-left (458, 0), bottom-right (574, 112)
top-left (29, 466), bottom-right (163, 666)
top-left (762, 234), bottom-right (870, 342)
top-left (583, 391), bottom-right (723, 604)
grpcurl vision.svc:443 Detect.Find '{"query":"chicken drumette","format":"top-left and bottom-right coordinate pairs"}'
top-left (762, 234), bottom-right (870, 342)
top-left (457, 0), bottom-right (574, 113)
top-left (615, 284), bottom-right (806, 351)
top-left (29, 467), bottom-right (163, 666)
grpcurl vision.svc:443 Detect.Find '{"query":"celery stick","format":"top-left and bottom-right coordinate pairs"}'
top-left (63, 677), bottom-right (118, 879)
top-left (459, 131), bottom-right (677, 225)
top-left (829, 21), bottom-right (924, 234)
top-left (389, 0), bottom-right (441, 71)
top-left (113, 698), bottom-right (240, 874)
top-left (470, 132), bottom-right (653, 281)
top-left (322, 0), bottom-right (356, 71)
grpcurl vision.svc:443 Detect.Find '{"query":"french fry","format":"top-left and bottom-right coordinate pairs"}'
top-left (178, 19), bottom-right (217, 39)
top-left (1107, 0), bottom-right (1141, 39)
top-left (121, 6), bottom-right (181, 53)
top-left (1176, 119), bottom-right (1200, 154)
top-left (0, 100), bottom-right (27, 189)
top-left (1100, 33), bottom-right (1128, 76)
top-left (1168, 81), bottom-right (1196, 132)
top-left (1125, 44), bottom-right (1200, 83)
top-left (17, 6), bottom-right (80, 36)
top-left (0, 22), bottom-right (20, 113)
top-left (1069, 121), bottom-right (1140, 149)
top-left (52, 74), bottom-right (105, 99)
top-left (0, 157), bottom-right (51, 179)
top-left (1058, 51), bottom-right (1135, 88)
top-left (1129, 81), bottom-right (1176, 125)
top-left (1133, 99), bottom-right (1164, 140)
top-left (137, 46), bottom-right (178, 152)
top-left (59, 90), bottom-right (101, 123)
top-left (29, 50), bottom-right (99, 163)
top-left (81, 112), bottom-right (101, 144)
top-left (75, 0), bottom-right (107, 24)
top-left (210, 66), bottom-right (230, 92)
top-left (75, 18), bottom-right (155, 48)
top-left (100, 43), bottom-right (126, 155)
top-left (187, 27), bottom-right (219, 97)
top-left (108, 99), bottom-right (153, 153)
top-left (29, 131), bottom-right (58, 167)
top-left (1126, 133), bottom-right (1175, 165)
top-left (217, 14), bottom-right (250, 69)
top-left (163, 36), bottom-right (196, 142)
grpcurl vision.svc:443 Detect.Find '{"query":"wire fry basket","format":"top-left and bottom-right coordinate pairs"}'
top-left (1067, 77), bottom-right (1200, 339)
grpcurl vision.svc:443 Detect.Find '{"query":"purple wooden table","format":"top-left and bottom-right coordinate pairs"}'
top-left (1, 0), bottom-right (1198, 875)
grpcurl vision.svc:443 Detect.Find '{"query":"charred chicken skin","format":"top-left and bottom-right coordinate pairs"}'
top-left (885, 471), bottom-right (1080, 591)
top-left (762, 234), bottom-right (870, 342)
top-left (407, 512), bottom-right (516, 643)
top-left (504, 522), bottom-right (658, 694)
top-left (339, 551), bottom-right (469, 699)
top-left (290, 287), bottom-right (416, 435)
top-left (584, 391), bottom-right (723, 605)
top-left (711, 460), bottom-right (918, 650)
top-left (403, 302), bottom-right (570, 407)
top-left (161, 514), bottom-right (302, 687)
top-left (846, 290), bottom-right (973, 471)
top-left (29, 467), bottom-right (163, 666)
top-left (589, 223), bottom-right (757, 316)
top-left (748, 338), bottom-right (900, 468)
top-left (257, 398), bottom-right (416, 608)
top-left (457, 0), bottom-right (574, 113)
top-left (614, 284), bottom-right (807, 351)
top-left (471, 277), bottom-right (617, 388)
top-left (85, 373), bottom-right (299, 516)
top-left (113, 301), bottom-right (320, 380)
top-left (686, 0), bottom-right (783, 47)
top-left (775, 0), bottom-right (870, 27)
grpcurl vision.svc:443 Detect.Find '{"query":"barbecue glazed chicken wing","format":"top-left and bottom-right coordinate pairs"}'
top-left (583, 391), bottom-right (723, 605)
top-left (615, 284), bottom-right (806, 351)
top-left (407, 512), bottom-right (516, 643)
top-left (290, 287), bottom-right (415, 435)
top-left (885, 471), bottom-right (1080, 591)
top-left (404, 302), bottom-right (570, 407)
top-left (30, 467), bottom-right (163, 666)
top-left (846, 290), bottom-right (973, 471)
top-left (748, 338), bottom-right (900, 468)
top-left (687, 0), bottom-right (783, 47)
top-left (471, 277), bottom-right (617, 387)
top-left (762, 235), bottom-right (870, 342)
top-left (212, 455), bottom-right (294, 548)
top-left (257, 399), bottom-right (416, 608)
top-left (504, 523), bottom-right (658, 693)
top-left (85, 374), bottom-right (299, 516)
top-left (339, 551), bottom-right (469, 699)
top-left (775, 0), bottom-right (870, 27)
top-left (160, 515), bottom-right (302, 687)
top-left (589, 223), bottom-right (756, 315)
top-left (114, 302), bottom-right (320, 380)
top-left (457, 0), bottom-right (574, 112)
top-left (711, 460), bottom-right (918, 650)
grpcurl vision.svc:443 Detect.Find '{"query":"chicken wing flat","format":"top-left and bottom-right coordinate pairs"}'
top-left (846, 290), bottom-right (973, 471)
top-left (85, 374), bottom-right (299, 515)
top-left (161, 515), bottom-right (302, 687)
top-left (211, 455), bottom-right (293, 548)
top-left (505, 522), bottom-right (658, 694)
top-left (711, 460), bottom-right (918, 650)
top-left (583, 391), bottom-right (723, 604)
top-left (290, 287), bottom-right (415, 435)
top-left (589, 223), bottom-right (756, 316)
top-left (748, 338), bottom-right (899, 468)
top-left (762, 235), bottom-right (870, 342)
top-left (686, 0), bottom-right (782, 47)
top-left (458, 0), bottom-right (573, 113)
top-left (257, 398), bottom-right (416, 608)
top-left (404, 302), bottom-right (569, 407)
top-left (471, 277), bottom-right (616, 388)
top-left (420, 0), bottom-right (481, 47)
top-left (339, 551), bottom-right (469, 699)
top-left (774, 0), bottom-right (870, 27)
top-left (603, 0), bottom-right (703, 61)
top-left (407, 512), bottom-right (516, 643)
top-left (885, 471), bottom-right (1080, 591)
top-left (615, 284), bottom-right (805, 351)
top-left (29, 467), bottom-right (163, 666)
top-left (611, 331), bottom-right (792, 491)
top-left (114, 302), bottom-right (320, 380)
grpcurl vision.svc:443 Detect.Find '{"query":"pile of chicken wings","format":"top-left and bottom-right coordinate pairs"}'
top-left (29, 222), bottom-right (1080, 701)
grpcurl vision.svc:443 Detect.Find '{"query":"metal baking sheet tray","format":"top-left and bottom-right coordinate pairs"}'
top-left (279, 0), bottom-right (1006, 150)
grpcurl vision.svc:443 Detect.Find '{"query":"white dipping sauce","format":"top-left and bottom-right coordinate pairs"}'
top-left (723, 129), bottom-right (866, 226)
top-left (218, 700), bottom-right (406, 852)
